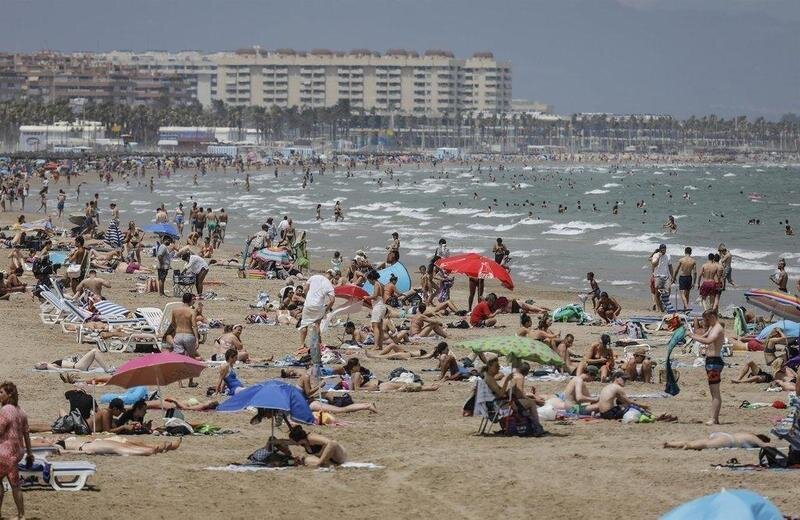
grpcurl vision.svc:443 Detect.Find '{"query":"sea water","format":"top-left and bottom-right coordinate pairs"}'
top-left (62, 163), bottom-right (799, 303)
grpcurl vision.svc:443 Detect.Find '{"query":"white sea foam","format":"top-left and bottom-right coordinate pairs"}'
top-left (519, 218), bottom-right (553, 225)
top-left (543, 221), bottom-right (619, 236)
top-left (438, 208), bottom-right (484, 215)
top-left (608, 280), bottom-right (638, 286)
top-left (683, 185), bottom-right (698, 190)
top-left (603, 183), bottom-right (621, 188)
top-left (472, 212), bottom-right (524, 219)
top-left (130, 200), bottom-right (150, 206)
top-left (723, 173), bottom-right (736, 177)
top-left (584, 189), bottom-right (610, 195)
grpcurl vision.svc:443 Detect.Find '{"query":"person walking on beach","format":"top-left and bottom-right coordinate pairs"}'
top-left (687, 310), bottom-right (725, 425)
top-left (675, 247), bottom-right (697, 310)
top-left (493, 237), bottom-right (509, 269)
top-left (0, 382), bottom-right (34, 520)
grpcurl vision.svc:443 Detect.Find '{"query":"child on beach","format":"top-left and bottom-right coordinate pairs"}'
top-left (330, 251), bottom-right (342, 275)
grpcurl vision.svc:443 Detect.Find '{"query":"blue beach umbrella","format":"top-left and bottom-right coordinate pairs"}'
top-left (143, 223), bottom-right (179, 239)
top-left (217, 379), bottom-right (314, 424)
top-left (661, 489), bottom-right (782, 520)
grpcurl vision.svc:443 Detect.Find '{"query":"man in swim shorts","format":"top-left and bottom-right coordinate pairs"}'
top-left (698, 253), bottom-right (722, 311)
top-left (585, 371), bottom-right (649, 420)
top-left (169, 293), bottom-right (199, 386)
top-left (687, 309), bottom-right (725, 425)
top-left (675, 247), bottom-right (696, 309)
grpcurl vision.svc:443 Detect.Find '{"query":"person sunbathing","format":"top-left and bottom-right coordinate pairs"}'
top-left (213, 324), bottom-right (252, 363)
top-left (297, 371), bottom-right (378, 414)
top-left (577, 334), bottom-right (615, 382)
top-left (363, 343), bottom-right (427, 360)
top-left (520, 314), bottom-right (560, 348)
top-left (556, 334), bottom-right (581, 375)
top-left (548, 365), bottom-right (600, 411)
top-left (731, 360), bottom-right (776, 384)
top-left (408, 303), bottom-right (448, 338)
top-left (427, 342), bottom-right (477, 381)
top-left (663, 432), bottom-right (771, 450)
top-left (621, 347), bottom-right (654, 383)
top-left (277, 425), bottom-right (347, 468)
top-left (584, 371), bottom-right (649, 419)
top-left (0, 271), bottom-right (25, 300)
top-left (35, 348), bottom-right (114, 373)
top-left (729, 329), bottom-right (787, 362)
top-left (216, 348), bottom-right (246, 396)
top-left (494, 296), bottom-right (548, 315)
top-left (34, 435), bottom-right (181, 456)
top-left (504, 363), bottom-right (544, 430)
top-left (341, 321), bottom-right (374, 346)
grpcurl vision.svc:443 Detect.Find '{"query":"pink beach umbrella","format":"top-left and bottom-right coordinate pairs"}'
top-left (106, 353), bottom-right (206, 389)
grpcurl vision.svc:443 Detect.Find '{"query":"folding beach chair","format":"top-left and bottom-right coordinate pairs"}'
top-left (126, 302), bottom-right (182, 352)
top-left (172, 268), bottom-right (196, 298)
top-left (473, 379), bottom-right (511, 436)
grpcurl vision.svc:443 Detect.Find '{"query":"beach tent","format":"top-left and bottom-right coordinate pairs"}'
top-left (362, 262), bottom-right (412, 294)
top-left (661, 489), bottom-right (782, 520)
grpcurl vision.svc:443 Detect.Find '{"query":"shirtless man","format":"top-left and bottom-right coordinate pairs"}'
top-left (686, 309), bottom-right (725, 425)
top-left (88, 398), bottom-right (128, 434)
top-left (717, 244), bottom-right (735, 289)
top-left (556, 334), bottom-right (580, 375)
top-left (698, 253), bottom-right (722, 311)
top-left (409, 303), bottom-right (448, 338)
top-left (770, 258), bottom-right (788, 293)
top-left (585, 371), bottom-right (650, 419)
top-left (559, 365), bottom-right (599, 408)
top-left (578, 334), bottom-right (615, 382)
top-left (74, 269), bottom-right (111, 299)
top-left (504, 363), bottom-right (545, 435)
top-left (169, 293), bottom-right (199, 386)
top-left (675, 246), bottom-right (697, 310)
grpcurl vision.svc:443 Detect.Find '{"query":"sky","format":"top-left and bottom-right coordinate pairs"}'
top-left (2, 0), bottom-right (798, 119)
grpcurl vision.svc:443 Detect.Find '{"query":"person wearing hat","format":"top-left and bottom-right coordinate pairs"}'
top-left (622, 347), bottom-right (654, 383)
top-left (585, 370), bottom-right (650, 420)
top-left (578, 334), bottom-right (615, 382)
top-left (717, 243), bottom-right (735, 289)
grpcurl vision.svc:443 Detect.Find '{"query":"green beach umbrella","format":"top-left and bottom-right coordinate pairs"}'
top-left (460, 336), bottom-right (563, 366)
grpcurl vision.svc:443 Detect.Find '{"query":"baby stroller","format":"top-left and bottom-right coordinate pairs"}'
top-left (172, 269), bottom-right (196, 298)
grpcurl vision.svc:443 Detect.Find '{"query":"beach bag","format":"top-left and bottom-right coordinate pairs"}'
top-left (500, 406), bottom-right (542, 437)
top-left (247, 447), bottom-right (295, 467)
top-left (66, 263), bottom-right (82, 278)
top-left (51, 409), bottom-right (90, 435)
top-left (759, 446), bottom-right (789, 468)
top-left (388, 367), bottom-right (422, 383)
top-left (331, 394), bottom-right (354, 408)
top-left (447, 320), bottom-right (469, 329)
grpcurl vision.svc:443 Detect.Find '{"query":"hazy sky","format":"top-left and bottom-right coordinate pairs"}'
top-left (2, 0), bottom-right (798, 118)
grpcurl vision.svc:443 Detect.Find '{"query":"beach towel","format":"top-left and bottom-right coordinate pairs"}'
top-left (664, 326), bottom-right (684, 396)
top-left (205, 462), bottom-right (383, 473)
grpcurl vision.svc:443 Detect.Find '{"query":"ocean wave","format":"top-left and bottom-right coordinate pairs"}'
top-left (584, 189), bottom-right (610, 195)
top-left (472, 212), bottom-right (524, 219)
top-left (519, 218), bottom-right (553, 225)
top-left (683, 185), bottom-right (698, 190)
top-left (470, 223), bottom-right (518, 232)
top-left (723, 173), bottom-right (736, 177)
top-left (438, 208), bottom-right (484, 215)
top-left (543, 221), bottom-right (619, 236)
top-left (603, 183), bottom-right (621, 188)
top-left (130, 200), bottom-right (151, 206)
top-left (595, 233), bottom-right (666, 253)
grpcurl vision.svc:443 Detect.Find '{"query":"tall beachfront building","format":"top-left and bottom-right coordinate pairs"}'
top-left (99, 48), bottom-right (512, 115)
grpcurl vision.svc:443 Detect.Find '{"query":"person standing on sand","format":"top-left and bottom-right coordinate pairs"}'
top-left (717, 244), bottom-right (735, 289)
top-left (698, 253), bottom-right (722, 312)
top-left (169, 293), bottom-right (199, 387)
top-left (687, 309), bottom-right (725, 425)
top-left (770, 258), bottom-right (788, 293)
top-left (675, 247), bottom-right (697, 310)
top-left (649, 244), bottom-right (673, 312)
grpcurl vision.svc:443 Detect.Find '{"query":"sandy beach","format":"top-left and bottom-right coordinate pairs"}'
top-left (0, 199), bottom-right (797, 519)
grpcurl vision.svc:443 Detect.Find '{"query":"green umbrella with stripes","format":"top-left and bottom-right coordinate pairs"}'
top-left (460, 336), bottom-right (563, 366)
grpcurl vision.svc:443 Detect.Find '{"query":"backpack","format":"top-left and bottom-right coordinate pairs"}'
top-left (51, 409), bottom-right (90, 435)
top-left (388, 367), bottom-right (421, 383)
top-left (759, 446), bottom-right (789, 468)
top-left (247, 447), bottom-right (295, 467)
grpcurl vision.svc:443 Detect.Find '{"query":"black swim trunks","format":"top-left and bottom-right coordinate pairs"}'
top-left (678, 275), bottom-right (692, 291)
top-left (599, 405), bottom-right (626, 420)
top-left (511, 300), bottom-right (520, 314)
top-left (705, 356), bottom-right (725, 385)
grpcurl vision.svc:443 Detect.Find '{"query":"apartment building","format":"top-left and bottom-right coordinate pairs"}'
top-left (101, 48), bottom-right (512, 115)
top-left (0, 52), bottom-right (193, 106)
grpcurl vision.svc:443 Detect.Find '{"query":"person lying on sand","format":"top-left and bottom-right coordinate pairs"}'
top-left (0, 271), bottom-right (25, 299)
top-left (297, 370), bottom-right (377, 414)
top-left (584, 371), bottom-right (650, 420)
top-left (35, 348), bottom-right (114, 373)
top-left (33, 435), bottom-right (181, 456)
top-left (663, 432), bottom-right (771, 450)
top-left (518, 314), bottom-right (560, 348)
top-left (343, 358), bottom-right (440, 392)
top-left (253, 421), bottom-right (346, 468)
top-left (493, 295), bottom-right (549, 315)
top-left (424, 342), bottom-right (477, 381)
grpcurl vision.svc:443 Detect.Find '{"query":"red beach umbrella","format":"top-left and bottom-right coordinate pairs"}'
top-left (436, 252), bottom-right (514, 290)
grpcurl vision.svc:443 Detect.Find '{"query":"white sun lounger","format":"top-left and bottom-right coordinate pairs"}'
top-left (15, 458), bottom-right (96, 492)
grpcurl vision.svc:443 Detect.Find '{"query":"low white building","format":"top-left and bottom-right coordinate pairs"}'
top-left (18, 121), bottom-right (106, 151)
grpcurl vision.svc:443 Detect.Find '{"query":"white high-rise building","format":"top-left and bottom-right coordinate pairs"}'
top-left (99, 48), bottom-right (512, 115)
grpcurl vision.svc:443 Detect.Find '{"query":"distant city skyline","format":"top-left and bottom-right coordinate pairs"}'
top-left (1, 0), bottom-right (798, 119)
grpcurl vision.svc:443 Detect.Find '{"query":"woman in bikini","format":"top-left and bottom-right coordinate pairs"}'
top-left (664, 432), bottom-right (771, 450)
top-left (35, 435), bottom-right (181, 456)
